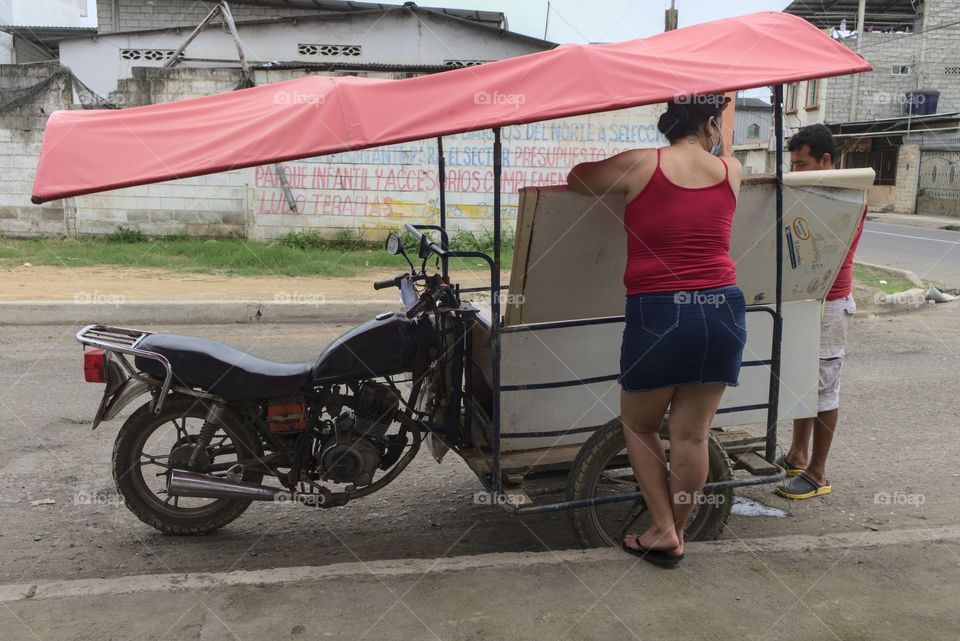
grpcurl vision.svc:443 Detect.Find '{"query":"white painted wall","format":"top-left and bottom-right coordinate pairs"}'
top-left (11, 0), bottom-right (95, 26)
top-left (60, 11), bottom-right (547, 96)
top-left (0, 32), bottom-right (12, 64)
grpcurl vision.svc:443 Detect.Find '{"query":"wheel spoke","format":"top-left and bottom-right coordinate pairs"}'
top-left (140, 453), bottom-right (170, 469)
top-left (174, 417), bottom-right (188, 442)
top-left (615, 499), bottom-right (649, 539)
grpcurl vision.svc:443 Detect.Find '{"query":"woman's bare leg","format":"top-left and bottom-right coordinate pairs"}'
top-left (666, 383), bottom-right (726, 554)
top-left (620, 387), bottom-right (678, 553)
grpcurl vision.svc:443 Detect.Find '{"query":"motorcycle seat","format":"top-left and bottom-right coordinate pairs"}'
top-left (135, 333), bottom-right (313, 402)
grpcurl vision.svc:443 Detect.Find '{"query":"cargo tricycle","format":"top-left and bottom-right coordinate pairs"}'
top-left (32, 12), bottom-right (872, 545)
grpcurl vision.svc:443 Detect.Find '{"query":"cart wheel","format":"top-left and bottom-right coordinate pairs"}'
top-left (566, 417), bottom-right (733, 548)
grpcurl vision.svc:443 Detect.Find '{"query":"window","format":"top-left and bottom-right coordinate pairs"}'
top-left (891, 65), bottom-right (911, 75)
top-left (443, 60), bottom-right (493, 68)
top-left (298, 44), bottom-right (362, 57)
top-left (785, 82), bottom-right (799, 113)
top-left (804, 79), bottom-right (820, 109)
top-left (747, 123), bottom-right (761, 139)
top-left (120, 49), bottom-right (176, 61)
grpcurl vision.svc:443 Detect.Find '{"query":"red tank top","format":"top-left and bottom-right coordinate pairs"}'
top-left (826, 206), bottom-right (867, 301)
top-left (623, 148), bottom-right (737, 295)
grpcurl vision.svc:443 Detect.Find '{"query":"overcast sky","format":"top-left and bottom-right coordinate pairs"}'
top-left (419, 0), bottom-right (793, 43)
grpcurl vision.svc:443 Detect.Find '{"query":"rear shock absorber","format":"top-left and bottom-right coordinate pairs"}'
top-left (189, 403), bottom-right (227, 470)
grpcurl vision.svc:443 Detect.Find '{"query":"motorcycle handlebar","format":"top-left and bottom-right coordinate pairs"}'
top-left (373, 277), bottom-right (399, 291)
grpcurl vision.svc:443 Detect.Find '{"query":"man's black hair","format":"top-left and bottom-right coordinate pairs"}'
top-left (788, 124), bottom-right (836, 163)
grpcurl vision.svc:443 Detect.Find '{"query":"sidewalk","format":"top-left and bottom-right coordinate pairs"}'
top-left (0, 265), bottom-right (510, 325)
top-left (1, 526), bottom-right (958, 641)
top-left (868, 210), bottom-right (960, 230)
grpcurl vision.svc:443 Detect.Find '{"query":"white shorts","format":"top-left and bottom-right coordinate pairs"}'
top-left (818, 295), bottom-right (856, 412)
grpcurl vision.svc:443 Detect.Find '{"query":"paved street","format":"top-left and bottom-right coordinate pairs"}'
top-left (860, 221), bottom-right (960, 287)
top-left (1, 302), bottom-right (959, 639)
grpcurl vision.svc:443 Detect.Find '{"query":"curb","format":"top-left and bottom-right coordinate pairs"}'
top-left (0, 300), bottom-right (399, 326)
top-left (2, 524), bottom-right (959, 605)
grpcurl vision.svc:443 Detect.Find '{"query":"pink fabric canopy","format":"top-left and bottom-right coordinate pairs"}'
top-left (32, 11), bottom-right (870, 203)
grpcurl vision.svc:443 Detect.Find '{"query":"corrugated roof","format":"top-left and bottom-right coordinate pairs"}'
top-left (225, 0), bottom-right (506, 29)
top-left (784, 0), bottom-right (922, 29)
top-left (55, 5), bottom-right (552, 49)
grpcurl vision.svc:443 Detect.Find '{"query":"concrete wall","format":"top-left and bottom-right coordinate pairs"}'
top-left (825, 0), bottom-right (960, 123)
top-left (0, 63), bottom-right (666, 239)
top-left (62, 10), bottom-right (548, 97)
top-left (95, 0), bottom-right (322, 34)
top-left (867, 185), bottom-right (896, 208)
top-left (894, 144), bottom-right (921, 214)
top-left (0, 33), bottom-right (12, 65)
top-left (0, 62), bottom-right (73, 237)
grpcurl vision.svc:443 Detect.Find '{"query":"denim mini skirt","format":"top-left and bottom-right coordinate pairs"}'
top-left (619, 285), bottom-right (747, 392)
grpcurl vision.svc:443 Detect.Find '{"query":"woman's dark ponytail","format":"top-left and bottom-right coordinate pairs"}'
top-left (657, 95), bottom-right (729, 142)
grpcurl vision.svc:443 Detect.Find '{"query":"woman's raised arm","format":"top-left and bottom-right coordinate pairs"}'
top-left (567, 149), bottom-right (647, 197)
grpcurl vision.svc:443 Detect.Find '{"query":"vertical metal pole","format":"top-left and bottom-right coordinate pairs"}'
top-left (847, 0), bottom-right (867, 121)
top-left (766, 84), bottom-right (785, 463)
top-left (492, 127), bottom-right (503, 495)
top-left (543, 1), bottom-right (551, 40)
top-left (437, 136), bottom-right (448, 279)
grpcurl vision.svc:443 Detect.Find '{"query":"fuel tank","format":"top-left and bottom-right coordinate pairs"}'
top-left (312, 312), bottom-right (431, 384)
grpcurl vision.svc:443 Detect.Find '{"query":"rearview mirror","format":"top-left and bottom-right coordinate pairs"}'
top-left (385, 232), bottom-right (403, 255)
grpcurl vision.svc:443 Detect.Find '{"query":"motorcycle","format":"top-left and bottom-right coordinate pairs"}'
top-left (77, 231), bottom-right (473, 534)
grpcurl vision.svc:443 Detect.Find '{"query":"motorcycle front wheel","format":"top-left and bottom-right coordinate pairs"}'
top-left (112, 395), bottom-right (264, 535)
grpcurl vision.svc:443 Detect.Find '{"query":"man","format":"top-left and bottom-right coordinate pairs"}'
top-left (775, 124), bottom-right (866, 500)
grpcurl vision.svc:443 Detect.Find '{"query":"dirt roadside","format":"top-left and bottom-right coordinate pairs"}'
top-left (0, 265), bottom-right (510, 302)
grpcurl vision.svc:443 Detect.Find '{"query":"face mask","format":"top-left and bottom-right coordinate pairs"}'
top-left (709, 120), bottom-right (722, 156)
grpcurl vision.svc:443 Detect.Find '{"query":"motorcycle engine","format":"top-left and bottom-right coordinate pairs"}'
top-left (318, 382), bottom-right (400, 486)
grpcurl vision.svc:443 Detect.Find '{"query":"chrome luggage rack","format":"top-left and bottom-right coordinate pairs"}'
top-left (76, 324), bottom-right (174, 411)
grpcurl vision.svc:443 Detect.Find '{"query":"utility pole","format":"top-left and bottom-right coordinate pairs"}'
top-left (847, 0), bottom-right (866, 120)
top-left (544, 1), bottom-right (551, 40)
top-left (665, 0), bottom-right (678, 32)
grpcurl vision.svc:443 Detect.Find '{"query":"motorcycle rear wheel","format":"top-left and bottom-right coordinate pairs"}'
top-left (566, 417), bottom-right (733, 548)
top-left (113, 395), bottom-right (264, 535)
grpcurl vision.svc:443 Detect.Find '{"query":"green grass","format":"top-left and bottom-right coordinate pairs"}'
top-left (853, 263), bottom-right (916, 294)
top-left (0, 228), bottom-right (514, 278)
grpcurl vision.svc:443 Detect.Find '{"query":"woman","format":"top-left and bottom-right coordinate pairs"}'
top-left (567, 95), bottom-right (746, 568)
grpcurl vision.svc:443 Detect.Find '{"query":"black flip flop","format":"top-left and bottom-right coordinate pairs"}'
top-left (621, 538), bottom-right (684, 568)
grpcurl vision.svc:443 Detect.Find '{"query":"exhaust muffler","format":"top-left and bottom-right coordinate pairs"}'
top-left (167, 469), bottom-right (284, 502)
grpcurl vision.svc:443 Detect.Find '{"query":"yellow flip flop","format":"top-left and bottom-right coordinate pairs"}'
top-left (775, 455), bottom-right (805, 477)
top-left (775, 472), bottom-right (832, 500)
